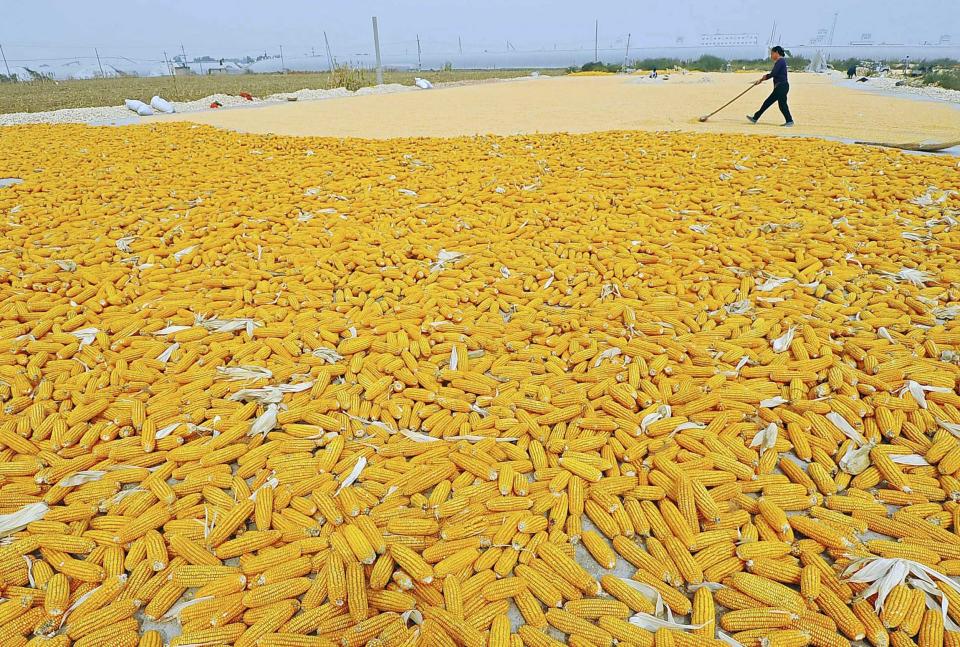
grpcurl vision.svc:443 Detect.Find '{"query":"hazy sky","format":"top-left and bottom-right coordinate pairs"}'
top-left (3, 0), bottom-right (958, 61)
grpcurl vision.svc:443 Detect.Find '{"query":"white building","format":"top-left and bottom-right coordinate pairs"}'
top-left (700, 32), bottom-right (759, 47)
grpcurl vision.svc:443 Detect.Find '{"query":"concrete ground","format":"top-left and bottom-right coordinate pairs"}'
top-left (148, 72), bottom-right (960, 145)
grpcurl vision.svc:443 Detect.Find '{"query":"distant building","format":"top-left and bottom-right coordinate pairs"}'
top-left (850, 33), bottom-right (875, 46)
top-left (940, 34), bottom-right (952, 45)
top-left (700, 32), bottom-right (759, 47)
top-left (809, 29), bottom-right (829, 46)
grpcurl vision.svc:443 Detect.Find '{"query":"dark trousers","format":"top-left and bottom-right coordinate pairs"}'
top-left (753, 82), bottom-right (792, 122)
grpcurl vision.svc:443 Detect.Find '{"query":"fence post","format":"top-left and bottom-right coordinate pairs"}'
top-left (372, 17), bottom-right (383, 84)
top-left (279, 45), bottom-right (286, 73)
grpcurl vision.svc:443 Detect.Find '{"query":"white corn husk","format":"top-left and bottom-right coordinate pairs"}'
top-left (248, 477), bottom-right (279, 501)
top-left (771, 327), bottom-right (796, 353)
top-left (0, 503), bottom-right (48, 538)
top-left (449, 346), bottom-right (458, 371)
top-left (172, 245), bottom-right (196, 262)
top-left (216, 365), bottom-right (272, 382)
top-left (335, 456), bottom-right (367, 495)
top-left (247, 404), bottom-right (279, 438)
top-left (115, 236), bottom-right (136, 253)
top-left (152, 325), bottom-right (192, 336)
top-left (839, 442), bottom-right (874, 475)
top-left (890, 454), bottom-right (929, 466)
top-left (750, 423), bottom-right (778, 452)
top-left (157, 342), bottom-right (179, 363)
top-left (398, 428), bottom-right (439, 443)
top-left (640, 405), bottom-right (671, 434)
top-left (311, 347), bottom-right (344, 363)
top-left (900, 380), bottom-right (952, 409)
top-left (879, 268), bottom-right (934, 287)
top-left (844, 556), bottom-right (960, 630)
top-left (198, 316), bottom-right (262, 337)
top-left (58, 470), bottom-right (107, 487)
top-left (826, 412), bottom-right (868, 447)
top-left (725, 300), bottom-right (752, 315)
top-left (757, 276), bottom-right (792, 291)
top-left (430, 249), bottom-right (464, 272)
top-left (229, 381), bottom-right (313, 404)
top-left (155, 422), bottom-right (182, 439)
top-left (594, 347), bottom-right (622, 367)
top-left (70, 327), bottom-right (99, 348)
top-left (760, 396), bottom-right (789, 409)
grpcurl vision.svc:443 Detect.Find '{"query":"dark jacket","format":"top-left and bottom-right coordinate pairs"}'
top-left (764, 57), bottom-right (788, 85)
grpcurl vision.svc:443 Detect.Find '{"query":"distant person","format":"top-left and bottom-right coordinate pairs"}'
top-left (650, 68), bottom-right (658, 78)
top-left (746, 46), bottom-right (794, 127)
top-left (847, 64), bottom-right (857, 79)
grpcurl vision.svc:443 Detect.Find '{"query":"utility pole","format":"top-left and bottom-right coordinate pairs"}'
top-left (416, 34), bottom-right (422, 71)
top-left (594, 20), bottom-right (598, 61)
top-left (324, 31), bottom-right (335, 71)
top-left (279, 44), bottom-right (286, 72)
top-left (372, 17), bottom-right (383, 84)
top-left (828, 12), bottom-right (838, 46)
top-left (94, 48), bottom-right (105, 78)
top-left (623, 33), bottom-right (631, 71)
top-left (458, 36), bottom-right (462, 56)
top-left (180, 43), bottom-right (188, 66)
top-left (164, 51), bottom-right (179, 95)
top-left (0, 43), bottom-right (11, 78)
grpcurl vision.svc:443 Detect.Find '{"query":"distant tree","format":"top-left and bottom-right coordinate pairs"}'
top-left (580, 61), bottom-right (621, 73)
top-left (689, 55), bottom-right (725, 72)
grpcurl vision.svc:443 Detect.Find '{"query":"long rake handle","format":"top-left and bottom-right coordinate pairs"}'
top-left (702, 83), bottom-right (758, 120)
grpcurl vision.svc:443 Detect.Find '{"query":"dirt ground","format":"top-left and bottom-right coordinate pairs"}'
top-left (149, 72), bottom-right (960, 144)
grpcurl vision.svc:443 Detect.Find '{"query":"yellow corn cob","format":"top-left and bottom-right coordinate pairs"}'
top-left (815, 588), bottom-right (866, 640)
top-left (581, 530), bottom-right (616, 569)
top-left (43, 572), bottom-right (69, 616)
top-left (728, 572), bottom-right (806, 614)
top-left (66, 599), bottom-right (141, 639)
top-left (545, 608), bottom-right (614, 645)
top-left (720, 608), bottom-right (798, 631)
top-left (536, 540), bottom-right (600, 595)
top-left (345, 561), bottom-right (368, 623)
top-left (692, 586), bottom-right (716, 638)
top-left (882, 584), bottom-right (913, 629)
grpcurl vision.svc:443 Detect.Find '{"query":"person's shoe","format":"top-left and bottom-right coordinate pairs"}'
top-left (783, 121), bottom-right (795, 127)
top-left (746, 115), bottom-right (758, 123)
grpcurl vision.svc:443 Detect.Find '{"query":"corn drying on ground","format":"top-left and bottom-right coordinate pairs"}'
top-left (0, 123), bottom-right (960, 647)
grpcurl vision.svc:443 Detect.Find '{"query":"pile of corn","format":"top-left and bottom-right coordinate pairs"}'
top-left (0, 123), bottom-right (959, 647)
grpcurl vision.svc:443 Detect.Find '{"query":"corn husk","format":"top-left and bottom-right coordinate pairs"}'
top-left (335, 456), bottom-right (367, 495)
top-left (0, 502), bottom-right (48, 537)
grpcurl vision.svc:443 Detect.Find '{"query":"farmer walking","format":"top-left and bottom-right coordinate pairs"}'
top-left (747, 46), bottom-right (794, 126)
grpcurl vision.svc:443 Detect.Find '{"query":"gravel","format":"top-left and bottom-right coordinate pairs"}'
top-left (0, 83), bottom-right (422, 126)
top-left (841, 74), bottom-right (960, 105)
